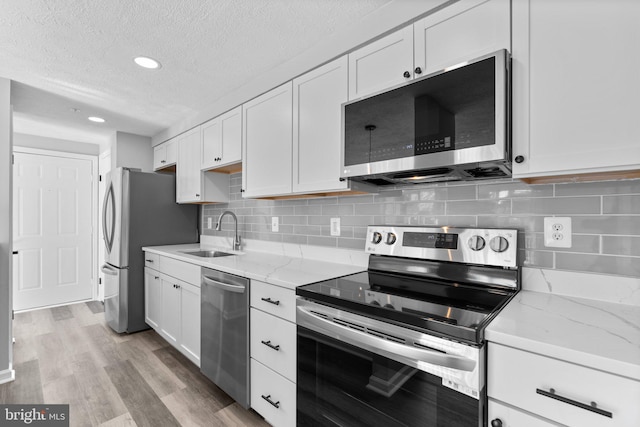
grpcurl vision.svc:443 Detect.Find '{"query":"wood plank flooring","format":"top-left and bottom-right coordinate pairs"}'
top-left (0, 302), bottom-right (270, 427)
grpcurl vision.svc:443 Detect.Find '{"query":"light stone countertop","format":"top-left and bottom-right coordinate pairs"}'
top-left (486, 289), bottom-right (640, 382)
top-left (142, 242), bottom-right (366, 290)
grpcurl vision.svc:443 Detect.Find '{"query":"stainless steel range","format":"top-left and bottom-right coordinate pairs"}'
top-left (296, 226), bottom-right (519, 427)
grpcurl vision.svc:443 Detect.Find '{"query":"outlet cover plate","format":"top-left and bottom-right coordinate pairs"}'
top-left (330, 218), bottom-right (341, 236)
top-left (544, 217), bottom-right (572, 248)
top-left (271, 217), bottom-right (279, 232)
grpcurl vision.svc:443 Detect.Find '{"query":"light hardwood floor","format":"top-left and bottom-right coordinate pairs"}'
top-left (0, 301), bottom-right (270, 427)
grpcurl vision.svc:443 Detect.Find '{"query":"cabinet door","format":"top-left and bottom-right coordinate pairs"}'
top-left (242, 82), bottom-right (293, 198)
top-left (160, 277), bottom-right (180, 346)
top-left (201, 117), bottom-right (221, 170)
top-left (414, 0), bottom-right (510, 75)
top-left (250, 308), bottom-right (296, 382)
top-left (201, 106), bottom-right (243, 171)
top-left (165, 138), bottom-right (177, 166)
top-left (176, 128), bottom-right (202, 203)
top-left (153, 143), bottom-right (167, 171)
top-left (348, 26), bottom-right (414, 100)
top-left (144, 267), bottom-right (161, 330)
top-left (179, 282), bottom-right (201, 366)
top-left (488, 399), bottom-right (561, 427)
top-left (512, 0), bottom-right (640, 179)
top-left (293, 56), bottom-right (348, 194)
top-left (251, 359), bottom-right (296, 427)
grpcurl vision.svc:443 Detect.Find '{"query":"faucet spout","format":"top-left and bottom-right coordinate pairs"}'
top-left (216, 210), bottom-right (241, 251)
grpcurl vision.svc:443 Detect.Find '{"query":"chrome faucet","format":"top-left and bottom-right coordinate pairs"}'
top-left (215, 210), bottom-right (241, 251)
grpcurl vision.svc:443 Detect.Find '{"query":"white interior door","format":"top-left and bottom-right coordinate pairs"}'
top-left (13, 151), bottom-right (95, 311)
top-left (98, 151), bottom-right (111, 301)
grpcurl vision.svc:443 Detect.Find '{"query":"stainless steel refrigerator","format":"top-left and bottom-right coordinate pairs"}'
top-left (101, 167), bottom-right (198, 333)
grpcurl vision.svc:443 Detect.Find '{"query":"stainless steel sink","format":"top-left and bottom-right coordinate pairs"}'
top-left (181, 250), bottom-right (235, 258)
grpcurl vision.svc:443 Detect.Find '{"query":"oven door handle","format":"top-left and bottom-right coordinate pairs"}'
top-left (297, 305), bottom-right (476, 372)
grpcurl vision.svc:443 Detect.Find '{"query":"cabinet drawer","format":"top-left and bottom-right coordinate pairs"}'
top-left (159, 255), bottom-right (200, 285)
top-left (488, 343), bottom-right (640, 426)
top-left (251, 359), bottom-right (296, 427)
top-left (250, 308), bottom-right (296, 382)
top-left (144, 252), bottom-right (160, 269)
top-left (250, 280), bottom-right (295, 322)
top-left (488, 399), bottom-right (561, 427)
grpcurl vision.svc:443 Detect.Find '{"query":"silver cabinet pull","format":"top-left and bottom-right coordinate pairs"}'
top-left (260, 340), bottom-right (280, 351)
top-left (536, 388), bottom-right (613, 418)
top-left (261, 297), bottom-right (280, 305)
top-left (261, 394), bottom-right (280, 409)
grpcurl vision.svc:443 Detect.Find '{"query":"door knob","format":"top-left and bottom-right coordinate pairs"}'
top-left (414, 67), bottom-right (422, 75)
top-left (403, 71), bottom-right (411, 78)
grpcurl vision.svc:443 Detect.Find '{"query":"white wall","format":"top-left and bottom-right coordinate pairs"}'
top-left (0, 77), bottom-right (13, 383)
top-left (13, 132), bottom-right (99, 156)
top-left (111, 131), bottom-right (153, 172)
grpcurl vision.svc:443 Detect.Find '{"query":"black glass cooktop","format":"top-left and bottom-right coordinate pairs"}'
top-left (296, 271), bottom-right (515, 344)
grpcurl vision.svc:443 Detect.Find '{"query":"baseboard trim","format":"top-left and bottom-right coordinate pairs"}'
top-left (0, 367), bottom-right (15, 384)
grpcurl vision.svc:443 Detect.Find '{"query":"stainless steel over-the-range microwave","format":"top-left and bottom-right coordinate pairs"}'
top-left (341, 49), bottom-right (510, 185)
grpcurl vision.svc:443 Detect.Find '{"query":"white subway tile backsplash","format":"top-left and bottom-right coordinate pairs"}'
top-left (202, 175), bottom-right (640, 278)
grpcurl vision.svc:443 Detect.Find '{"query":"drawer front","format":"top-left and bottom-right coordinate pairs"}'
top-left (144, 252), bottom-right (160, 269)
top-left (159, 255), bottom-right (200, 285)
top-left (488, 343), bottom-right (640, 426)
top-left (250, 308), bottom-right (296, 382)
top-left (488, 399), bottom-right (561, 427)
top-left (250, 280), bottom-right (295, 322)
top-left (251, 359), bottom-right (296, 427)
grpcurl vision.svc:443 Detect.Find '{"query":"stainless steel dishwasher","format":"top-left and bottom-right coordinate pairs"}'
top-left (200, 267), bottom-right (250, 408)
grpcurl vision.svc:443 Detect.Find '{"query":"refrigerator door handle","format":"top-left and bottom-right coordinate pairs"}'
top-left (102, 182), bottom-right (115, 254)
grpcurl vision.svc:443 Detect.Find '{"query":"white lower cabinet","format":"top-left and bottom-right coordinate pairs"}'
top-left (249, 280), bottom-right (296, 427)
top-left (144, 267), bottom-right (161, 329)
top-left (487, 343), bottom-right (640, 427)
top-left (251, 359), bottom-right (296, 427)
top-left (488, 399), bottom-right (561, 427)
top-left (143, 251), bottom-right (201, 366)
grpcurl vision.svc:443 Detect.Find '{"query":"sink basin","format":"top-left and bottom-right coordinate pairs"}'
top-left (181, 250), bottom-right (234, 258)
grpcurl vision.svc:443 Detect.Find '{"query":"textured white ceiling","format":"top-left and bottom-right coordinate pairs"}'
top-left (1, 0), bottom-right (398, 145)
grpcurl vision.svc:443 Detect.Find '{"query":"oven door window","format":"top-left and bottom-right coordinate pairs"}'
top-left (297, 326), bottom-right (480, 427)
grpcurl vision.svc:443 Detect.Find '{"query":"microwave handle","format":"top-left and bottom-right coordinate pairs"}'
top-left (297, 305), bottom-right (476, 372)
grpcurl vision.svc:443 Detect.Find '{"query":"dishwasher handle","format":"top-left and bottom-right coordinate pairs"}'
top-left (101, 264), bottom-right (119, 276)
top-left (202, 275), bottom-right (246, 293)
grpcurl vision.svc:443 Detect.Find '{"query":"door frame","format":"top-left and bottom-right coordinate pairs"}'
top-left (13, 146), bottom-right (99, 303)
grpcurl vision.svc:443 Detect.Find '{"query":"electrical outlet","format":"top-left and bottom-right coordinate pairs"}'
top-left (207, 217), bottom-right (213, 229)
top-left (271, 217), bottom-right (279, 232)
top-left (330, 218), bottom-right (341, 236)
top-left (544, 217), bottom-right (572, 248)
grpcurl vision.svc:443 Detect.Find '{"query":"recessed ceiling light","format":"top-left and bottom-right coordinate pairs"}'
top-left (134, 56), bottom-right (162, 69)
top-left (88, 116), bottom-right (106, 123)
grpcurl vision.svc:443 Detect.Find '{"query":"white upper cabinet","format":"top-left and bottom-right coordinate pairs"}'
top-left (348, 26), bottom-right (414, 100)
top-left (293, 56), bottom-right (349, 194)
top-left (201, 106), bottom-right (242, 172)
top-left (153, 138), bottom-right (177, 171)
top-left (512, 0), bottom-right (640, 181)
top-left (414, 0), bottom-right (510, 75)
top-left (242, 82), bottom-right (293, 198)
top-left (176, 128), bottom-right (229, 204)
top-left (176, 129), bottom-right (201, 202)
top-left (348, 0), bottom-right (510, 101)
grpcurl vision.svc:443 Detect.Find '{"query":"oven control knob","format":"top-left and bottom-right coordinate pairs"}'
top-left (467, 235), bottom-right (486, 251)
top-left (489, 236), bottom-right (509, 253)
top-left (371, 231), bottom-right (383, 244)
top-left (385, 233), bottom-right (397, 245)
